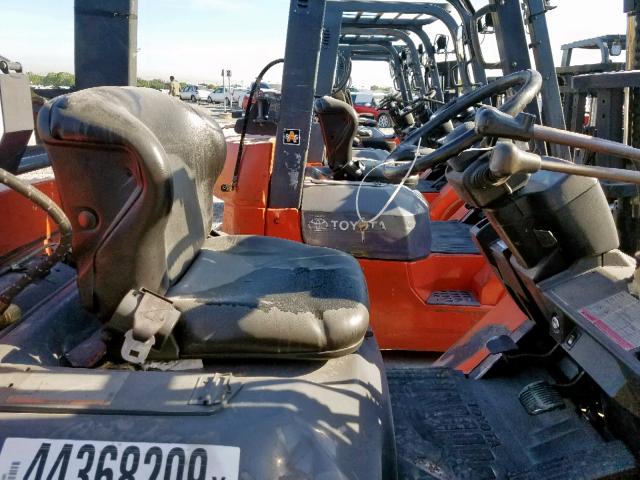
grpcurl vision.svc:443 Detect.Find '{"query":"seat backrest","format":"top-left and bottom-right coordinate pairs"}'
top-left (332, 89), bottom-right (353, 106)
top-left (38, 87), bottom-right (226, 320)
top-left (314, 96), bottom-right (362, 179)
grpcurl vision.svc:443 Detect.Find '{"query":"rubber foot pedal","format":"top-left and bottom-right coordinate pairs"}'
top-left (519, 380), bottom-right (565, 415)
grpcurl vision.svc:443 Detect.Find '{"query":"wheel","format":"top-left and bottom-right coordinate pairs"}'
top-left (207, 97), bottom-right (213, 104)
top-left (191, 95), bottom-right (197, 103)
top-left (377, 113), bottom-right (392, 128)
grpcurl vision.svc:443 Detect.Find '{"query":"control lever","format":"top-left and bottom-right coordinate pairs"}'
top-left (489, 143), bottom-right (640, 186)
top-left (476, 107), bottom-right (640, 165)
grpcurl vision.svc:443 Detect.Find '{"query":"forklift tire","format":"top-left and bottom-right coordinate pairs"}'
top-left (378, 113), bottom-right (392, 128)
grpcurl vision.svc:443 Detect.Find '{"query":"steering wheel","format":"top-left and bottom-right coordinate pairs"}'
top-left (378, 91), bottom-right (432, 118)
top-left (378, 92), bottom-right (402, 110)
top-left (381, 70), bottom-right (542, 182)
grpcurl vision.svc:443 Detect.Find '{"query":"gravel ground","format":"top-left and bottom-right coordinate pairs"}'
top-left (212, 195), bottom-right (224, 230)
top-left (16, 166), bottom-right (54, 182)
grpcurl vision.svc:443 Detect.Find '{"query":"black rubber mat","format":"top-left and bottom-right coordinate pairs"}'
top-left (418, 178), bottom-right (439, 193)
top-left (387, 367), bottom-right (638, 480)
top-left (430, 222), bottom-right (480, 254)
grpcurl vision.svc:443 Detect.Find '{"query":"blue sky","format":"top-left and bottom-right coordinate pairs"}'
top-left (0, 0), bottom-right (628, 89)
top-left (1, 0), bottom-right (290, 85)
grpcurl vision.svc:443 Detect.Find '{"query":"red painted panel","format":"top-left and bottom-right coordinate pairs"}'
top-left (265, 209), bottom-right (303, 242)
top-left (0, 179), bottom-right (61, 257)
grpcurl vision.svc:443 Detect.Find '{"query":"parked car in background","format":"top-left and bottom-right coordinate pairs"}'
top-left (207, 87), bottom-right (233, 106)
top-left (351, 91), bottom-right (392, 128)
top-left (231, 87), bottom-right (248, 105)
top-left (240, 82), bottom-right (280, 110)
top-left (180, 84), bottom-right (211, 103)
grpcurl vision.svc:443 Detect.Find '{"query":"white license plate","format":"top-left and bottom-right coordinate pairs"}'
top-left (0, 438), bottom-right (239, 480)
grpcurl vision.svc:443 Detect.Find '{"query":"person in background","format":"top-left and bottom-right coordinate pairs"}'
top-left (169, 76), bottom-right (180, 97)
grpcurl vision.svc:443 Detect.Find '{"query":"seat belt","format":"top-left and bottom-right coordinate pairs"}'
top-left (110, 288), bottom-right (181, 365)
top-left (66, 288), bottom-right (181, 367)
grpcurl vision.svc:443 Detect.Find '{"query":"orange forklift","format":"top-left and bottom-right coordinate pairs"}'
top-left (215, 0), bottom-right (542, 355)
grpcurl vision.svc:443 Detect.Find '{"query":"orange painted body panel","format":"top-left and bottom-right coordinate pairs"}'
top-left (429, 184), bottom-right (466, 221)
top-left (450, 204), bottom-right (470, 221)
top-left (0, 179), bottom-right (61, 257)
top-left (223, 206), bottom-right (266, 235)
top-left (361, 255), bottom-right (503, 351)
top-left (472, 264), bottom-right (505, 305)
top-left (217, 138), bottom-right (276, 235)
top-left (265, 209), bottom-right (303, 241)
top-left (422, 192), bottom-right (439, 204)
top-left (215, 138), bottom-right (275, 207)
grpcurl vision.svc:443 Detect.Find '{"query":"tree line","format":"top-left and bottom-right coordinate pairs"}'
top-left (27, 72), bottom-right (220, 91)
top-left (27, 71), bottom-right (387, 92)
top-left (27, 72), bottom-right (75, 87)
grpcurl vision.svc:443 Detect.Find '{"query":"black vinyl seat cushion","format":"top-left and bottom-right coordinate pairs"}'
top-left (168, 235), bottom-right (370, 359)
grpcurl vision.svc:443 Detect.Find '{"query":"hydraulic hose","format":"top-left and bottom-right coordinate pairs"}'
top-left (232, 58), bottom-right (284, 189)
top-left (333, 53), bottom-right (352, 95)
top-left (0, 167), bottom-right (72, 315)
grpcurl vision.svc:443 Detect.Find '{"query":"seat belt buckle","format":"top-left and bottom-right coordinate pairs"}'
top-left (121, 329), bottom-right (155, 365)
top-left (109, 288), bottom-right (181, 365)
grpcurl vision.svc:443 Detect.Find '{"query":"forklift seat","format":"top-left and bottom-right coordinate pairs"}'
top-left (38, 87), bottom-right (369, 359)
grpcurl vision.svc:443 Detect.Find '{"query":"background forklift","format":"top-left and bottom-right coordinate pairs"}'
top-left (216, 0), bottom-right (565, 354)
top-left (557, 0), bottom-right (640, 254)
top-left (1, 1), bottom-right (640, 479)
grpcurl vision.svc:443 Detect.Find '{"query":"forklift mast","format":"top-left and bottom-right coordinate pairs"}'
top-left (624, 0), bottom-right (640, 253)
top-left (268, 0), bottom-right (327, 209)
top-left (309, 1), bottom-right (478, 168)
top-left (274, 0), bottom-right (567, 210)
top-left (626, 0), bottom-right (640, 148)
top-left (335, 45), bottom-right (409, 101)
top-left (340, 28), bottom-right (428, 95)
top-left (338, 40), bottom-right (411, 101)
top-left (340, 16), bottom-right (445, 101)
top-left (74, 0), bottom-right (138, 89)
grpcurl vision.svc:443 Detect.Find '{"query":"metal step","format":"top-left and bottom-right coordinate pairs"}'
top-left (427, 290), bottom-right (480, 306)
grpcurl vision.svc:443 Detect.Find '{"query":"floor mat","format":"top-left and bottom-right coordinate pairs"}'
top-left (430, 222), bottom-right (479, 254)
top-left (387, 367), bottom-right (637, 480)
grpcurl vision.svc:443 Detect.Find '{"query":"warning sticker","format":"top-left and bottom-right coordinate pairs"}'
top-left (579, 291), bottom-right (640, 351)
top-left (283, 128), bottom-right (301, 145)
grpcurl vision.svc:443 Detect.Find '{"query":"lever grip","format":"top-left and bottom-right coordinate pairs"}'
top-left (476, 107), bottom-right (536, 142)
